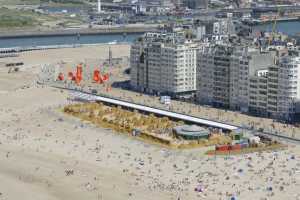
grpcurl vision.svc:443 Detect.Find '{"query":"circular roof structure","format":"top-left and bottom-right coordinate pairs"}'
top-left (181, 125), bottom-right (203, 132)
top-left (174, 125), bottom-right (210, 138)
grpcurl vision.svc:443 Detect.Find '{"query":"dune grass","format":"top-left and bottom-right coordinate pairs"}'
top-left (0, 8), bottom-right (36, 28)
top-left (0, 7), bottom-right (59, 28)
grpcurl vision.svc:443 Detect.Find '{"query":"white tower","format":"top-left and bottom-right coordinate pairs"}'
top-left (98, 0), bottom-right (101, 13)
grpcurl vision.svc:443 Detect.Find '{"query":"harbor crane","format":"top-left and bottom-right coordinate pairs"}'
top-left (268, 7), bottom-right (282, 46)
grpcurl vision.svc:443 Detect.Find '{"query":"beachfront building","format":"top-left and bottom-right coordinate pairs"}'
top-left (249, 50), bottom-right (300, 121)
top-left (248, 51), bottom-right (276, 116)
top-left (270, 52), bottom-right (300, 121)
top-left (130, 32), bottom-right (199, 96)
top-left (248, 69), bottom-right (269, 116)
top-left (130, 30), bottom-right (300, 121)
top-left (197, 43), bottom-right (300, 121)
top-left (196, 42), bottom-right (249, 112)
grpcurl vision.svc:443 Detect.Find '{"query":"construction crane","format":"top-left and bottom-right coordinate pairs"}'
top-left (268, 7), bottom-right (282, 46)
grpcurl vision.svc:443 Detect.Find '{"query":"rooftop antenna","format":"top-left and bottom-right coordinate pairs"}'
top-left (98, 0), bottom-right (101, 13)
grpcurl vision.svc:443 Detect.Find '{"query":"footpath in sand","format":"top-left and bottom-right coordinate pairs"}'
top-left (0, 45), bottom-right (299, 200)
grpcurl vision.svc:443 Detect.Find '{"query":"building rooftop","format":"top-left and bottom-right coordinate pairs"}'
top-left (70, 91), bottom-right (238, 131)
top-left (135, 31), bottom-right (187, 45)
top-left (249, 50), bottom-right (276, 76)
top-left (173, 125), bottom-right (210, 138)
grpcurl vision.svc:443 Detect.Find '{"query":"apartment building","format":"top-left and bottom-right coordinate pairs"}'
top-left (197, 43), bottom-right (300, 121)
top-left (273, 52), bottom-right (300, 121)
top-left (213, 20), bottom-right (234, 35)
top-left (248, 50), bottom-right (300, 121)
top-left (130, 30), bottom-right (300, 121)
top-left (230, 46), bottom-right (249, 112)
top-left (197, 42), bottom-right (249, 112)
top-left (248, 51), bottom-right (276, 116)
top-left (130, 32), bottom-right (198, 96)
top-left (249, 69), bottom-right (269, 116)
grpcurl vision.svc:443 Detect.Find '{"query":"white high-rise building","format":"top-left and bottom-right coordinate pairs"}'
top-left (273, 54), bottom-right (300, 121)
top-left (197, 43), bottom-right (300, 121)
top-left (194, 26), bottom-right (206, 40)
top-left (130, 32), bottom-right (198, 96)
top-left (98, 0), bottom-right (101, 13)
top-left (249, 51), bottom-right (300, 121)
top-left (212, 19), bottom-right (235, 36)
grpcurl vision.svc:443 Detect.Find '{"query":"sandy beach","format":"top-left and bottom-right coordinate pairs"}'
top-left (0, 44), bottom-right (299, 200)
